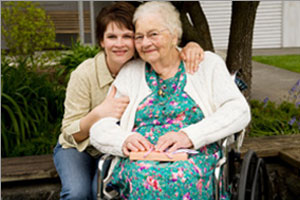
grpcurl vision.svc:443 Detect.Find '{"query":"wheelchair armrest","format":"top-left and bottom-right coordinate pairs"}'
top-left (235, 129), bottom-right (245, 153)
top-left (97, 154), bottom-right (119, 200)
top-left (214, 129), bottom-right (245, 199)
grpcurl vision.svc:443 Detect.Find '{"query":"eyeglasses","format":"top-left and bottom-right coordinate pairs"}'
top-left (134, 29), bottom-right (169, 44)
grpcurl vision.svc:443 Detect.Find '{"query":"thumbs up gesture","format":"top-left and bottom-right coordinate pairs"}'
top-left (92, 85), bottom-right (130, 120)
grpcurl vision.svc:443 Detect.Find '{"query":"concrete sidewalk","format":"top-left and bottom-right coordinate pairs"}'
top-left (216, 48), bottom-right (300, 103)
top-left (251, 48), bottom-right (300, 103)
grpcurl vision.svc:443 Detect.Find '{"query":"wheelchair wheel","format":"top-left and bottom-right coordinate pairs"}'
top-left (237, 150), bottom-right (270, 200)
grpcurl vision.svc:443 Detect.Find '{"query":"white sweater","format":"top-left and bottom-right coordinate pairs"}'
top-left (90, 51), bottom-right (251, 157)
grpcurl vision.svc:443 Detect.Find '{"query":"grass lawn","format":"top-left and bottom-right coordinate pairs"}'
top-left (252, 54), bottom-right (300, 73)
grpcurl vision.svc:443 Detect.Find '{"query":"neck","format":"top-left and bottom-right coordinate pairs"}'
top-left (106, 57), bottom-right (123, 78)
top-left (151, 49), bottom-right (181, 80)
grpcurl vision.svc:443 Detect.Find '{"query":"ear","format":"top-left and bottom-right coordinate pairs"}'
top-left (100, 41), bottom-right (105, 48)
top-left (172, 34), bottom-right (178, 47)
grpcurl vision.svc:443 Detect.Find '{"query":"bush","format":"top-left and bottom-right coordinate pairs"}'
top-left (250, 100), bottom-right (300, 137)
top-left (1, 1), bottom-right (59, 61)
top-left (250, 80), bottom-right (300, 137)
top-left (1, 41), bottom-right (101, 157)
top-left (58, 41), bottom-right (100, 84)
top-left (1, 56), bottom-right (65, 157)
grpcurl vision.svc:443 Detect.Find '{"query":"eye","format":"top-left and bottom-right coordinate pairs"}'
top-left (134, 35), bottom-right (143, 41)
top-left (124, 34), bottom-right (133, 39)
top-left (107, 35), bottom-right (116, 39)
top-left (149, 32), bottom-right (159, 39)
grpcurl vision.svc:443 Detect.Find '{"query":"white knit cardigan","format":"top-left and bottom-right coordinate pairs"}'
top-left (90, 51), bottom-right (251, 157)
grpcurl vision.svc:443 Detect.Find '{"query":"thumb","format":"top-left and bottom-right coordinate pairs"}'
top-left (180, 51), bottom-right (187, 61)
top-left (107, 85), bottom-right (117, 98)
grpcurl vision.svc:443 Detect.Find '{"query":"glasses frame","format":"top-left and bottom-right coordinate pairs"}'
top-left (134, 28), bottom-right (169, 44)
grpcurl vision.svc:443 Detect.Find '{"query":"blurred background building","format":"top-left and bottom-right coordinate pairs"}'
top-left (1, 1), bottom-right (300, 50)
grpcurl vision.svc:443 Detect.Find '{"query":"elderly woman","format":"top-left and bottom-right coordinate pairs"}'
top-left (90, 2), bottom-right (250, 199)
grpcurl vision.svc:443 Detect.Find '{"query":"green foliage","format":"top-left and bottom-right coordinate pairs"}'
top-left (1, 1), bottom-right (60, 61)
top-left (1, 41), bottom-right (100, 158)
top-left (250, 99), bottom-right (300, 137)
top-left (60, 41), bottom-right (100, 69)
top-left (253, 55), bottom-right (300, 73)
top-left (1, 56), bottom-right (66, 157)
top-left (250, 78), bottom-right (300, 137)
top-left (58, 41), bottom-right (100, 84)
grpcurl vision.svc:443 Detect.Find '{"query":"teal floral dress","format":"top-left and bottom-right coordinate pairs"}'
top-left (111, 62), bottom-right (229, 199)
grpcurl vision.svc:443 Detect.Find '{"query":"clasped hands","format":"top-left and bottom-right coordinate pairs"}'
top-left (122, 131), bottom-right (193, 157)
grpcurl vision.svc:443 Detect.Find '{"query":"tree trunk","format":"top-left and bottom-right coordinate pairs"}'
top-left (226, 1), bottom-right (259, 99)
top-left (172, 1), bottom-right (214, 51)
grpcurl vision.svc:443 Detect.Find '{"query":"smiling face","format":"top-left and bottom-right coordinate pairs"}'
top-left (134, 15), bottom-right (177, 65)
top-left (100, 22), bottom-right (135, 70)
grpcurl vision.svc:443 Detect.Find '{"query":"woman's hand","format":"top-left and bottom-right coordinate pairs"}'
top-left (92, 85), bottom-right (129, 120)
top-left (122, 133), bottom-right (154, 156)
top-left (180, 42), bottom-right (204, 74)
top-left (155, 131), bottom-right (193, 153)
top-left (74, 85), bottom-right (129, 143)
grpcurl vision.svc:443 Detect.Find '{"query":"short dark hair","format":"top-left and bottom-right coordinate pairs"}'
top-left (96, 2), bottom-right (136, 44)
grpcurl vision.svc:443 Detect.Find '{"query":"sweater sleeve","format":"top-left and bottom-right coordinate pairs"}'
top-left (181, 53), bottom-right (251, 149)
top-left (60, 66), bottom-right (92, 151)
top-left (89, 60), bottom-right (142, 157)
top-left (90, 117), bottom-right (134, 157)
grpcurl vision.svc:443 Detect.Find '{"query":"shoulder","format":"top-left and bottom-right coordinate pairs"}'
top-left (117, 58), bottom-right (145, 79)
top-left (113, 58), bottom-right (145, 94)
top-left (70, 54), bottom-right (98, 79)
top-left (120, 58), bottom-right (145, 73)
top-left (202, 51), bottom-right (225, 67)
top-left (195, 51), bottom-right (228, 75)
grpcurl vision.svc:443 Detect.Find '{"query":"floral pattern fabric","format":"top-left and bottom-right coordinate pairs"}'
top-left (110, 62), bottom-right (229, 199)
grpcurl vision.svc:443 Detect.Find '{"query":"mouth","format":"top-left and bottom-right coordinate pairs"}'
top-left (113, 50), bottom-right (127, 56)
top-left (143, 49), bottom-right (157, 54)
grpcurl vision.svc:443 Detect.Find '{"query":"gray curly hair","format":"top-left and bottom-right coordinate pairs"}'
top-left (133, 1), bottom-right (182, 44)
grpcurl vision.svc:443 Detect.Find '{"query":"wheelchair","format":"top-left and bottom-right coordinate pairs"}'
top-left (214, 131), bottom-right (271, 200)
top-left (96, 130), bottom-right (271, 200)
top-left (96, 74), bottom-right (271, 200)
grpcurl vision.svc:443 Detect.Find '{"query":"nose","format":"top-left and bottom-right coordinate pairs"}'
top-left (141, 36), bottom-right (152, 48)
top-left (115, 37), bottom-right (125, 47)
